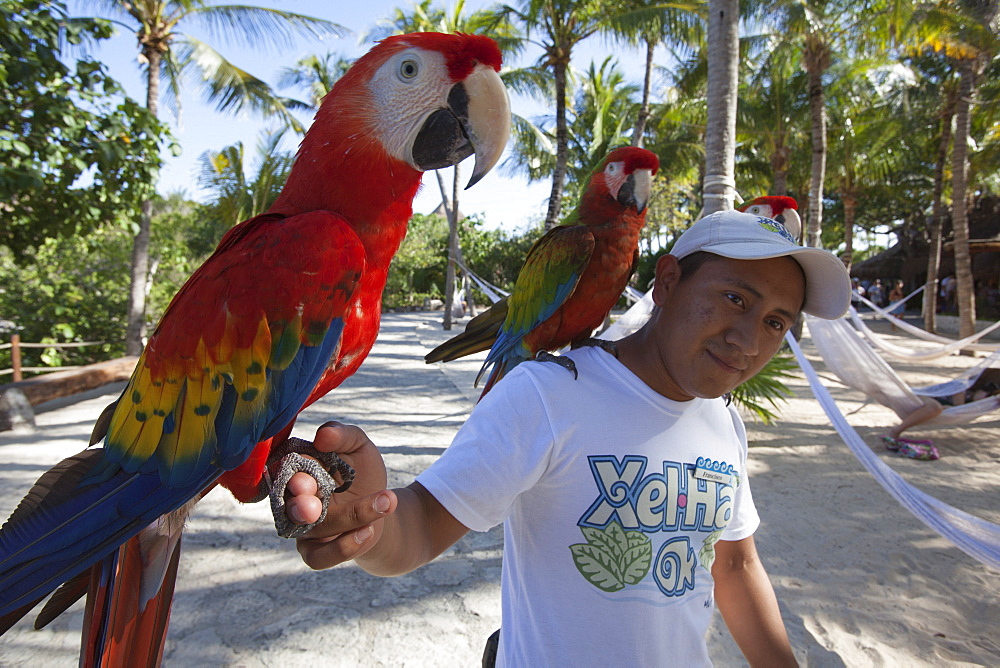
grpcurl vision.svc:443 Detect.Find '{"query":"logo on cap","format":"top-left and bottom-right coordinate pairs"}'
top-left (756, 217), bottom-right (796, 244)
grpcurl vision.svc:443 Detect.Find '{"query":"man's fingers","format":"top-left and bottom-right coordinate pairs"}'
top-left (312, 421), bottom-right (373, 456)
top-left (296, 489), bottom-right (396, 536)
top-left (295, 490), bottom-right (397, 569)
top-left (297, 525), bottom-right (377, 570)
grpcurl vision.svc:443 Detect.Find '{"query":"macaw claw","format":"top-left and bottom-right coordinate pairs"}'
top-left (532, 351), bottom-right (578, 379)
top-left (571, 337), bottom-right (619, 358)
top-left (261, 437), bottom-right (356, 539)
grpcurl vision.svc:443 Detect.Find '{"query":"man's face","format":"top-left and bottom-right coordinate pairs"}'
top-left (646, 253), bottom-right (805, 401)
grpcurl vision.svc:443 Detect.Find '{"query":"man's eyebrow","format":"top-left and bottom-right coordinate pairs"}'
top-left (730, 278), bottom-right (799, 321)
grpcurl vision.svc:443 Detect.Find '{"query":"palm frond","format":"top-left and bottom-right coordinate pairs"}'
top-left (187, 5), bottom-right (348, 50)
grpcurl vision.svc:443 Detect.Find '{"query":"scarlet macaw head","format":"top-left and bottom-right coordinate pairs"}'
top-left (737, 195), bottom-right (801, 240)
top-left (592, 146), bottom-right (660, 214)
top-left (319, 32), bottom-right (510, 189)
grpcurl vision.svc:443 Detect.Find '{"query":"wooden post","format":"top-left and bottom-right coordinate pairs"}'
top-left (11, 333), bottom-right (21, 382)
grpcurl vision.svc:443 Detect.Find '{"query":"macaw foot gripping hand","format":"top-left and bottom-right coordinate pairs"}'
top-left (252, 437), bottom-right (355, 539)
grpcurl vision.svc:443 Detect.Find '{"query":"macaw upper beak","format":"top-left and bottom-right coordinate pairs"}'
top-left (410, 63), bottom-right (510, 189)
top-left (617, 168), bottom-right (653, 213)
top-left (774, 208), bottom-right (802, 240)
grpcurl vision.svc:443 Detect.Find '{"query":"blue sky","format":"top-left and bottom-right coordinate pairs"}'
top-left (65, 1), bottom-right (653, 231)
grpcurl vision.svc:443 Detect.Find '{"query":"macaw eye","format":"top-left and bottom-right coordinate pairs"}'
top-left (399, 58), bottom-right (419, 80)
top-left (605, 161), bottom-right (623, 176)
top-left (747, 205), bottom-right (762, 214)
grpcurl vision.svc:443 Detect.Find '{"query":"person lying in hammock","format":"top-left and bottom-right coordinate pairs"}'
top-left (882, 367), bottom-right (1000, 460)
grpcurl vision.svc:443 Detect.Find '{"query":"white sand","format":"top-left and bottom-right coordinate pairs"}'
top-left (0, 312), bottom-right (997, 666)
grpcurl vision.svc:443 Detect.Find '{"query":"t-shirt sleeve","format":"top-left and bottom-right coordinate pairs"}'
top-left (416, 367), bottom-right (556, 532)
top-left (719, 403), bottom-right (760, 541)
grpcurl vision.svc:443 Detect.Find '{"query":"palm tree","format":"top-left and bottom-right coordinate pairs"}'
top-left (601, 0), bottom-right (704, 148)
top-left (750, 0), bottom-right (903, 248)
top-left (79, 1), bottom-right (346, 354)
top-left (374, 0), bottom-right (520, 329)
top-left (736, 34), bottom-right (808, 199)
top-left (701, 0), bottom-right (740, 214)
top-left (919, 0), bottom-right (1000, 338)
top-left (197, 132), bottom-right (294, 232)
top-left (495, 0), bottom-right (633, 229)
top-left (277, 52), bottom-right (354, 109)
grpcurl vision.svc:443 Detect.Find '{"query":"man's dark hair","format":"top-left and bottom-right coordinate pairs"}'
top-left (677, 251), bottom-right (721, 282)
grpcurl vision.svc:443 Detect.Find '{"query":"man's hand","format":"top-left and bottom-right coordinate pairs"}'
top-left (286, 422), bottom-right (398, 570)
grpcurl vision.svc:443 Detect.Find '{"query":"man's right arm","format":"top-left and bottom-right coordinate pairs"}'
top-left (353, 482), bottom-right (471, 576)
top-left (290, 423), bottom-right (471, 575)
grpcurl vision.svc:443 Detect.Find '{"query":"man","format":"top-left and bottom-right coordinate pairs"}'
top-left (286, 210), bottom-right (851, 666)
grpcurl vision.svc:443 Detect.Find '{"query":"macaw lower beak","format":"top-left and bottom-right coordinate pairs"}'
top-left (617, 168), bottom-right (653, 213)
top-left (410, 63), bottom-right (510, 189)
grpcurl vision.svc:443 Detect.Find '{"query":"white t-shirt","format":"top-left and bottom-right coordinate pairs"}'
top-left (417, 346), bottom-right (759, 666)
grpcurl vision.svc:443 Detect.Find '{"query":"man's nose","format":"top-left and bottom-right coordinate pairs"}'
top-left (725, 317), bottom-right (760, 357)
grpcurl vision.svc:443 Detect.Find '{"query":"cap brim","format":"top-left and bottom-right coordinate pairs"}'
top-left (698, 241), bottom-right (851, 319)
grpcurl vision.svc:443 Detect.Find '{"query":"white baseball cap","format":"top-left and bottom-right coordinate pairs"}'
top-left (671, 210), bottom-right (851, 319)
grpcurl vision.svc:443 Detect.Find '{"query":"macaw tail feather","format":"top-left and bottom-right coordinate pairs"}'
top-left (475, 350), bottom-right (528, 401)
top-left (81, 530), bottom-right (182, 668)
top-left (424, 299), bottom-right (508, 363)
top-left (0, 449), bottom-right (211, 620)
top-left (35, 569), bottom-right (89, 629)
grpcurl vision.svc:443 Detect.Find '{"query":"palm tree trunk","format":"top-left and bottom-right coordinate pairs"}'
top-left (126, 47), bottom-right (161, 355)
top-left (951, 59), bottom-right (978, 340)
top-left (923, 88), bottom-right (956, 333)
top-left (439, 168), bottom-right (462, 330)
top-left (544, 58), bottom-right (570, 230)
top-left (631, 38), bottom-right (654, 148)
top-left (771, 143), bottom-right (789, 196)
top-left (842, 193), bottom-right (856, 272)
top-left (805, 47), bottom-right (828, 248)
top-left (702, 0), bottom-right (739, 216)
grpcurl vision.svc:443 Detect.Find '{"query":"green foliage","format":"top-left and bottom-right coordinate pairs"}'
top-left (383, 214), bottom-right (450, 309)
top-left (194, 132), bottom-right (294, 256)
top-left (460, 217), bottom-right (545, 298)
top-left (0, 195), bottom-right (201, 378)
top-left (0, 0), bottom-right (171, 254)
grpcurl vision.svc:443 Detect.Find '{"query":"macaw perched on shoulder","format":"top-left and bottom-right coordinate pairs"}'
top-left (0, 31), bottom-right (509, 666)
top-left (425, 146), bottom-right (659, 398)
top-left (737, 195), bottom-right (801, 240)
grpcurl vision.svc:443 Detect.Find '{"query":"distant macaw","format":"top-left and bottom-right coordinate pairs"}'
top-left (0, 32), bottom-right (509, 666)
top-left (425, 146), bottom-right (659, 398)
top-left (737, 195), bottom-right (801, 240)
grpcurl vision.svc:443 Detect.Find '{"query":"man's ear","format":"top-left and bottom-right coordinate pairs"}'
top-left (652, 254), bottom-right (682, 307)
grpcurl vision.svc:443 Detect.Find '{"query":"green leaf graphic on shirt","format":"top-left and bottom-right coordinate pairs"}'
top-left (699, 530), bottom-right (724, 572)
top-left (570, 522), bottom-right (652, 592)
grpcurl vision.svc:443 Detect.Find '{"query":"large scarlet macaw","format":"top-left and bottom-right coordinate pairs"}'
top-left (0, 32), bottom-right (509, 665)
top-left (425, 146), bottom-right (659, 398)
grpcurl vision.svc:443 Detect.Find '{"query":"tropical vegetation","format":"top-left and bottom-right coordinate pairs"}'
top-left (2, 0), bottom-right (999, 421)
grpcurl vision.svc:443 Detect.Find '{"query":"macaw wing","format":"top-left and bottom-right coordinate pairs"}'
top-left (0, 210), bottom-right (365, 618)
top-left (100, 210), bottom-right (364, 486)
top-left (489, 224), bottom-right (595, 360)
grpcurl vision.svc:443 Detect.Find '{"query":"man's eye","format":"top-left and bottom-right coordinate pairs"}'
top-left (726, 293), bottom-right (744, 306)
top-left (766, 318), bottom-right (786, 331)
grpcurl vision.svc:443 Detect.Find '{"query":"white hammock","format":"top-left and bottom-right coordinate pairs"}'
top-left (807, 315), bottom-right (1000, 425)
top-left (849, 306), bottom-right (1000, 361)
top-left (787, 330), bottom-right (1000, 571)
top-left (452, 258), bottom-right (509, 304)
top-left (856, 291), bottom-right (1000, 354)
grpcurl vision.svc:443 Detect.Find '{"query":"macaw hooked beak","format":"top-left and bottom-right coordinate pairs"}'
top-left (775, 208), bottom-right (802, 240)
top-left (410, 63), bottom-right (510, 189)
top-left (617, 168), bottom-right (653, 213)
